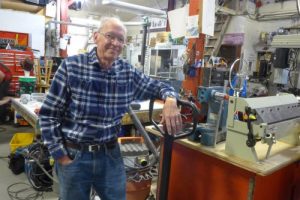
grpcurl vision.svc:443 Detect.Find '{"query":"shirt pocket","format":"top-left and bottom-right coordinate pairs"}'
top-left (69, 77), bottom-right (92, 116)
top-left (116, 79), bottom-right (129, 94)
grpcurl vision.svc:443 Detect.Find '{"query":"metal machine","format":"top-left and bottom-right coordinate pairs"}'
top-left (195, 86), bottom-right (229, 146)
top-left (225, 94), bottom-right (300, 162)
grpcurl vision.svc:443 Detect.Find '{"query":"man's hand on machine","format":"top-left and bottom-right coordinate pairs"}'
top-left (160, 96), bottom-right (182, 135)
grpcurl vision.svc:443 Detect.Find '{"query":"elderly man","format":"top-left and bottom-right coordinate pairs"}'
top-left (39, 17), bottom-right (182, 200)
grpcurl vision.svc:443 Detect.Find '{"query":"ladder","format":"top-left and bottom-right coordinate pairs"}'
top-left (203, 13), bottom-right (231, 64)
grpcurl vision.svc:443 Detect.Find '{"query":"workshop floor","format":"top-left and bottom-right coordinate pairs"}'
top-left (0, 122), bottom-right (157, 200)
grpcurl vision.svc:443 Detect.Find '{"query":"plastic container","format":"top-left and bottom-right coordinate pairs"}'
top-left (19, 76), bottom-right (36, 95)
top-left (10, 132), bottom-right (35, 153)
top-left (31, 93), bottom-right (46, 102)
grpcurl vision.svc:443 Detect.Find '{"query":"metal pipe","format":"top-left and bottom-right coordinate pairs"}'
top-left (46, 20), bottom-right (147, 29)
top-left (55, 0), bottom-right (61, 57)
top-left (102, 0), bottom-right (166, 16)
top-left (127, 106), bottom-right (159, 160)
top-left (141, 22), bottom-right (148, 72)
top-left (46, 20), bottom-right (98, 29)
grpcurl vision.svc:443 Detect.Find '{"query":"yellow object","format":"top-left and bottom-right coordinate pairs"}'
top-left (49, 158), bottom-right (55, 166)
top-left (249, 114), bottom-right (256, 120)
top-left (10, 132), bottom-right (35, 153)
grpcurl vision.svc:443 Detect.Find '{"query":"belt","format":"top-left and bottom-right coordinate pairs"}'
top-left (65, 139), bottom-right (117, 152)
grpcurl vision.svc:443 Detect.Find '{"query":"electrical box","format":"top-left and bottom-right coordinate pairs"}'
top-left (273, 68), bottom-right (289, 85)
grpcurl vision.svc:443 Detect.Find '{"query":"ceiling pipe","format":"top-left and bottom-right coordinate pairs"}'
top-left (102, 0), bottom-right (166, 16)
top-left (46, 20), bottom-right (147, 29)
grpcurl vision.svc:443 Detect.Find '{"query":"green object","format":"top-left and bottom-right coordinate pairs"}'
top-left (19, 76), bottom-right (36, 82)
top-left (19, 76), bottom-right (36, 95)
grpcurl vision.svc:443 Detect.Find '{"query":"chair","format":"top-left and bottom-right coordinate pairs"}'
top-left (34, 59), bottom-right (53, 93)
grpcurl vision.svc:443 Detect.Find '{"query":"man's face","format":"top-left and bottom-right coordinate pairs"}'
top-left (94, 22), bottom-right (126, 65)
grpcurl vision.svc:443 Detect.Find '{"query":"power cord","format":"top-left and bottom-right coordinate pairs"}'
top-left (24, 143), bottom-right (57, 192)
top-left (7, 182), bottom-right (44, 200)
top-left (0, 155), bottom-right (9, 159)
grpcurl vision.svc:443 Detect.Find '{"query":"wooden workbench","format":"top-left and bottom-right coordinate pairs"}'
top-left (146, 125), bottom-right (300, 200)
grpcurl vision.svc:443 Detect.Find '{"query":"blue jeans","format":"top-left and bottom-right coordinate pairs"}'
top-left (55, 144), bottom-right (126, 200)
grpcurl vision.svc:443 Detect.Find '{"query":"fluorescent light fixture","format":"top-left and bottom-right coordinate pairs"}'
top-left (102, 0), bottom-right (166, 16)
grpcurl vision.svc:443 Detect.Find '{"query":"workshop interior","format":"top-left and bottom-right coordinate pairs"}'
top-left (0, 0), bottom-right (300, 200)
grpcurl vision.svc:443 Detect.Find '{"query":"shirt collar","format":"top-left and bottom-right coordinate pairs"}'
top-left (88, 47), bottom-right (122, 75)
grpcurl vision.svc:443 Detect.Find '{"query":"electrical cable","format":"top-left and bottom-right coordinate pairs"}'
top-left (0, 126), bottom-right (6, 132)
top-left (0, 155), bottom-right (9, 158)
top-left (22, 143), bottom-right (56, 192)
top-left (7, 182), bottom-right (44, 200)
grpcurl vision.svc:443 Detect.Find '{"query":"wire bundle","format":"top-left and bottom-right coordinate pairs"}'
top-left (24, 143), bottom-right (53, 192)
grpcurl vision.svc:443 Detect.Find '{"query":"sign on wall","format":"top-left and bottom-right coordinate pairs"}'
top-left (150, 17), bottom-right (167, 30)
top-left (199, 0), bottom-right (215, 36)
top-left (0, 31), bottom-right (29, 48)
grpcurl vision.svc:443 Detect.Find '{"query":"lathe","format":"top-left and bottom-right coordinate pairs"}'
top-left (225, 94), bottom-right (300, 162)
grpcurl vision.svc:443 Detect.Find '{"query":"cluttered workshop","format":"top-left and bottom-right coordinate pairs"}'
top-left (0, 0), bottom-right (299, 200)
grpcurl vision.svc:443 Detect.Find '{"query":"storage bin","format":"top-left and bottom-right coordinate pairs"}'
top-left (19, 76), bottom-right (36, 95)
top-left (10, 132), bottom-right (35, 153)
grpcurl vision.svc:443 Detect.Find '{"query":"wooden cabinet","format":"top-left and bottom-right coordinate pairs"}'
top-left (166, 142), bottom-right (299, 200)
top-left (146, 126), bottom-right (300, 200)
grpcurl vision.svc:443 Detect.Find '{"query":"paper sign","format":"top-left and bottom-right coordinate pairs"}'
top-left (168, 4), bottom-right (189, 39)
top-left (46, 1), bottom-right (56, 18)
top-left (200, 0), bottom-right (215, 36)
top-left (186, 15), bottom-right (199, 38)
top-left (59, 38), bottom-right (68, 50)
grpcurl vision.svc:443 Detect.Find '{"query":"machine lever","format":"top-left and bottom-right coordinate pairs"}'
top-left (245, 106), bottom-right (257, 148)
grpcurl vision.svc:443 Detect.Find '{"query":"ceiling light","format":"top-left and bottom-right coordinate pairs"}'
top-left (102, 0), bottom-right (166, 16)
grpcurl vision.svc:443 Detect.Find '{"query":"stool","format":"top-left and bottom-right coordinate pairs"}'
top-left (34, 59), bottom-right (53, 93)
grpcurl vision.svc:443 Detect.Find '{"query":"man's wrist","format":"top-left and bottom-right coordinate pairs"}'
top-left (165, 95), bottom-right (177, 103)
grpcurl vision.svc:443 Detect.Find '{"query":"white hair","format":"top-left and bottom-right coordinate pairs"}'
top-left (98, 16), bottom-right (127, 36)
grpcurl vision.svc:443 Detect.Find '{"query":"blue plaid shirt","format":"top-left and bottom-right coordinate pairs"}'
top-left (39, 48), bottom-right (176, 160)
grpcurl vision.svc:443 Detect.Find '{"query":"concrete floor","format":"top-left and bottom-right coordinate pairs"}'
top-left (0, 122), bottom-right (158, 200)
top-left (0, 123), bottom-right (59, 200)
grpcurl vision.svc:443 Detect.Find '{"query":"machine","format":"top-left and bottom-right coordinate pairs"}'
top-left (193, 86), bottom-right (229, 146)
top-left (225, 94), bottom-right (300, 162)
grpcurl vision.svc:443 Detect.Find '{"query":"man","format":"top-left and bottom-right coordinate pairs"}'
top-left (0, 62), bottom-right (12, 123)
top-left (39, 17), bottom-right (182, 200)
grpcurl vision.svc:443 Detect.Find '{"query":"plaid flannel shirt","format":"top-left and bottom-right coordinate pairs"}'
top-left (39, 47), bottom-right (176, 160)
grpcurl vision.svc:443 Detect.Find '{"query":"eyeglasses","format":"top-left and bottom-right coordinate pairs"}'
top-left (99, 32), bottom-right (125, 45)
